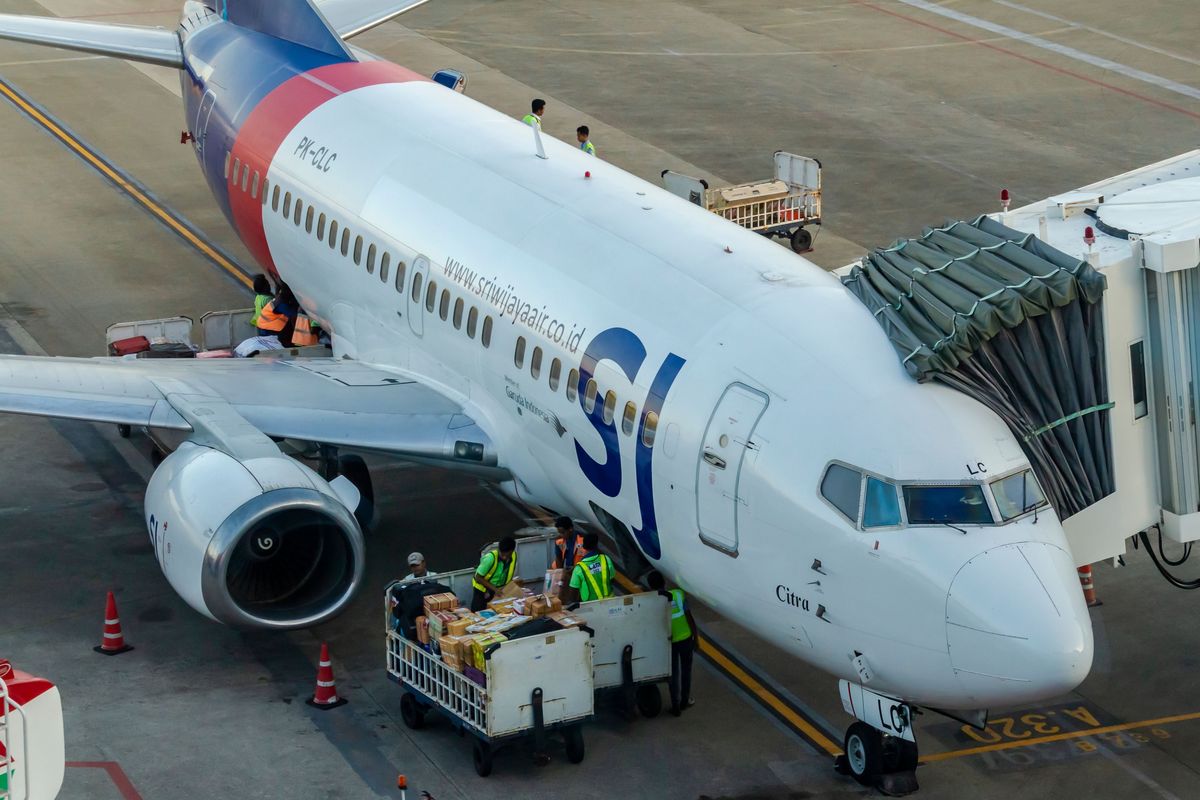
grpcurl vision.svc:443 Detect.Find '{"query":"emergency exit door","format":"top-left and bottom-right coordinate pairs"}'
top-left (696, 383), bottom-right (768, 554)
top-left (407, 255), bottom-right (430, 336)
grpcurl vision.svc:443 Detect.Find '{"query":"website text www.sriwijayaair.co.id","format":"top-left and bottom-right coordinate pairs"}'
top-left (444, 257), bottom-right (587, 353)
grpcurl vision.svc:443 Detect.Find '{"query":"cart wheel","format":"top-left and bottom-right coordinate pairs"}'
top-left (636, 684), bottom-right (663, 718)
top-left (400, 692), bottom-right (425, 730)
top-left (790, 226), bottom-right (813, 253)
top-left (473, 739), bottom-right (494, 777)
top-left (116, 424), bottom-right (132, 439)
top-left (564, 725), bottom-right (585, 764)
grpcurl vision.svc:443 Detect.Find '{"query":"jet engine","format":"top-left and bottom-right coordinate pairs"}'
top-left (143, 441), bottom-right (365, 629)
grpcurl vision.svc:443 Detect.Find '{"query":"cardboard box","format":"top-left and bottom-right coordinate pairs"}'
top-left (494, 580), bottom-right (524, 600)
top-left (549, 610), bottom-right (585, 629)
top-left (544, 568), bottom-right (563, 595)
top-left (471, 632), bottom-right (506, 671)
top-left (415, 615), bottom-right (430, 645)
top-left (423, 592), bottom-right (458, 614)
top-left (488, 597), bottom-right (517, 615)
top-left (529, 594), bottom-right (563, 618)
top-left (447, 616), bottom-right (474, 637)
top-left (439, 635), bottom-right (464, 662)
top-left (428, 610), bottom-right (457, 640)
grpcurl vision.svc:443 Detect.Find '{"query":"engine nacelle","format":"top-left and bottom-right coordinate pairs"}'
top-left (144, 441), bottom-right (365, 629)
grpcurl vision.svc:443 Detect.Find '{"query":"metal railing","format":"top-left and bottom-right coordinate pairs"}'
top-left (0, 665), bottom-right (29, 800)
top-left (387, 633), bottom-right (488, 733)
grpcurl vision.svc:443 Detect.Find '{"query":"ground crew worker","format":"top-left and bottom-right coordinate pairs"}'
top-left (257, 283), bottom-right (298, 343)
top-left (648, 570), bottom-right (697, 716)
top-left (470, 536), bottom-right (517, 611)
top-left (290, 309), bottom-right (320, 346)
top-left (522, 98), bottom-right (545, 128)
top-left (576, 125), bottom-right (595, 156)
top-left (403, 552), bottom-right (436, 581)
top-left (564, 532), bottom-right (614, 604)
top-left (552, 516), bottom-right (585, 570)
top-left (249, 274), bottom-right (274, 329)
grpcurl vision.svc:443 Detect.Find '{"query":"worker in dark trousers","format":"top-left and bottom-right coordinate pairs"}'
top-left (648, 570), bottom-right (697, 716)
top-left (470, 536), bottom-right (517, 611)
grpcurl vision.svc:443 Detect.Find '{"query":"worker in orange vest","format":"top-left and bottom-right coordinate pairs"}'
top-left (552, 516), bottom-right (585, 570)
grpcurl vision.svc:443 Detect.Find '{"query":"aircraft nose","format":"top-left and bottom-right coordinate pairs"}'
top-left (946, 542), bottom-right (1094, 706)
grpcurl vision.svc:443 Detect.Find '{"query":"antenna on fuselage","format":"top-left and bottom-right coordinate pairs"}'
top-left (532, 123), bottom-right (547, 160)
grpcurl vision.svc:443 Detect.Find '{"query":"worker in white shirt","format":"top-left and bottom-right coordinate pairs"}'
top-left (403, 552), bottom-right (436, 581)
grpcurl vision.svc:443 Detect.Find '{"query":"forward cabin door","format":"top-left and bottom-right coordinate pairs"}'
top-left (696, 383), bottom-right (768, 554)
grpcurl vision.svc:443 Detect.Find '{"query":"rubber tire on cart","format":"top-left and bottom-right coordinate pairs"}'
top-left (473, 739), bottom-right (494, 777)
top-left (844, 722), bottom-right (883, 786)
top-left (116, 424), bottom-right (132, 439)
top-left (636, 683), bottom-right (663, 718)
top-left (399, 692), bottom-right (425, 730)
top-left (564, 725), bottom-right (585, 764)
top-left (790, 226), bottom-right (813, 253)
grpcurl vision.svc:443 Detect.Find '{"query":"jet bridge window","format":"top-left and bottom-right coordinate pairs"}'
top-left (466, 306), bottom-right (478, 338)
top-left (903, 485), bottom-right (992, 525)
top-left (990, 469), bottom-right (1046, 521)
top-left (1131, 340), bottom-right (1148, 420)
top-left (482, 316), bottom-right (493, 348)
top-left (514, 336), bottom-right (526, 368)
top-left (820, 463), bottom-right (862, 523)
top-left (862, 477), bottom-right (901, 528)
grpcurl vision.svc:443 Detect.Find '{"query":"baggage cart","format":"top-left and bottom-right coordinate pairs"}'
top-left (662, 151), bottom-right (822, 252)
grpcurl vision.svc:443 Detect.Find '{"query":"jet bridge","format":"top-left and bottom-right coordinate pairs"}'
top-left (840, 149), bottom-right (1200, 567)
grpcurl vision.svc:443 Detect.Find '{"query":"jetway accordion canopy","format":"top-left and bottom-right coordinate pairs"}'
top-left (842, 216), bottom-right (1112, 520)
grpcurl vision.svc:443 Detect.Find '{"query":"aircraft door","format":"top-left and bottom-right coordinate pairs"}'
top-left (407, 255), bottom-right (430, 336)
top-left (195, 89), bottom-right (216, 154)
top-left (696, 383), bottom-right (768, 554)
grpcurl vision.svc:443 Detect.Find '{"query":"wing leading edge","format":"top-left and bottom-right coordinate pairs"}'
top-left (0, 14), bottom-right (182, 67)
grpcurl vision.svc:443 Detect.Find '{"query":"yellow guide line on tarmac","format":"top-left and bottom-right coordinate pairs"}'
top-left (922, 710), bottom-right (1200, 762)
top-left (0, 80), bottom-right (251, 290)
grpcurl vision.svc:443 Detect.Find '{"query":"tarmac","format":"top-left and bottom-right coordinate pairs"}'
top-left (1, 0), bottom-right (1199, 797)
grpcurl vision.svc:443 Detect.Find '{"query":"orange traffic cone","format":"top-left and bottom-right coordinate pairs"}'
top-left (306, 642), bottom-right (347, 710)
top-left (94, 591), bottom-right (133, 655)
top-left (1078, 565), bottom-right (1102, 608)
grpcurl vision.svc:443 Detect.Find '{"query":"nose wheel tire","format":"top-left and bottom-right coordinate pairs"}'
top-left (844, 722), bottom-right (883, 785)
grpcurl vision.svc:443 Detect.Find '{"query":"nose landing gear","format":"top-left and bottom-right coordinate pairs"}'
top-left (835, 680), bottom-right (920, 795)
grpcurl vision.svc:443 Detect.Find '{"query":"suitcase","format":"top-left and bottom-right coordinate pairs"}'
top-left (136, 341), bottom-right (196, 359)
top-left (108, 335), bottom-right (150, 356)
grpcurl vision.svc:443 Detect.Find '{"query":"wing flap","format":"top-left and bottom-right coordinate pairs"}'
top-left (0, 14), bottom-right (183, 68)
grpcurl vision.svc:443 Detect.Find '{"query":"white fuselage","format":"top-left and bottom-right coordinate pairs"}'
top-left (245, 78), bottom-right (1092, 710)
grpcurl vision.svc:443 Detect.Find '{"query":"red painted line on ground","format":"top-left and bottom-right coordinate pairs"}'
top-left (66, 761), bottom-right (144, 800)
top-left (852, 0), bottom-right (1200, 121)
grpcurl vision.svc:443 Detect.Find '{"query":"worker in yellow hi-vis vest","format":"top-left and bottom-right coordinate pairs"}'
top-left (470, 535), bottom-right (517, 611)
top-left (649, 570), bottom-right (697, 717)
top-left (563, 532), bottom-right (613, 604)
top-left (521, 98), bottom-right (545, 128)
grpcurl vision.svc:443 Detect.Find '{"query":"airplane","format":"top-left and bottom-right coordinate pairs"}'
top-left (0, 0), bottom-right (1093, 785)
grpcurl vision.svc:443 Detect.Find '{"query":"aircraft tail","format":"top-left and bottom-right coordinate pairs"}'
top-left (0, 14), bottom-right (183, 68)
top-left (223, 0), bottom-right (350, 60)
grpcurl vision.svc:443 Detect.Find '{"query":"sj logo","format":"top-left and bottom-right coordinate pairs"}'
top-left (573, 327), bottom-right (685, 559)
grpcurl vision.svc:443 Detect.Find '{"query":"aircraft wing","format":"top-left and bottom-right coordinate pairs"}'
top-left (0, 355), bottom-right (500, 470)
top-left (0, 14), bottom-right (182, 67)
top-left (315, 0), bottom-right (431, 39)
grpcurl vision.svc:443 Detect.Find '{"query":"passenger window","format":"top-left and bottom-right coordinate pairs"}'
top-left (514, 336), bottom-right (526, 368)
top-left (224, 152), bottom-right (231, 179)
top-left (241, 164), bottom-right (250, 192)
top-left (622, 401), bottom-right (637, 435)
top-left (425, 280), bottom-right (437, 312)
top-left (566, 369), bottom-right (580, 402)
top-left (366, 244), bottom-right (376, 274)
top-left (482, 316), bottom-right (493, 348)
top-left (293, 198), bottom-right (303, 226)
top-left (340, 228), bottom-right (350, 257)
top-left (548, 358), bottom-right (561, 391)
top-left (251, 172), bottom-right (259, 199)
top-left (530, 346), bottom-right (543, 379)
top-left (317, 213), bottom-right (326, 240)
top-left (272, 185), bottom-right (280, 211)
top-left (379, 253), bottom-right (389, 283)
top-left (863, 477), bottom-right (901, 528)
top-left (328, 220), bottom-right (338, 249)
top-left (439, 289), bottom-right (450, 320)
top-left (261, 178), bottom-right (269, 205)
top-left (602, 390), bottom-right (617, 424)
top-left (282, 191), bottom-right (292, 217)
top-left (305, 206), bottom-right (314, 233)
top-left (411, 271), bottom-right (423, 303)
top-left (642, 411), bottom-right (659, 447)
top-left (583, 379), bottom-right (599, 413)
top-left (466, 307), bottom-right (478, 338)
top-left (453, 298), bottom-right (464, 329)
top-left (354, 235), bottom-right (364, 266)
top-left (392, 258), bottom-right (404, 292)
top-left (232, 157), bottom-right (240, 181)
top-left (821, 464), bottom-right (863, 524)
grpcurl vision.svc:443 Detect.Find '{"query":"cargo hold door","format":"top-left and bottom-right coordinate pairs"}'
top-left (695, 383), bottom-right (768, 554)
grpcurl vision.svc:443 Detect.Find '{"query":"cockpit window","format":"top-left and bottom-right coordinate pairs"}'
top-left (903, 485), bottom-right (992, 525)
top-left (820, 463), bottom-right (862, 522)
top-left (863, 477), bottom-right (901, 528)
top-left (990, 469), bottom-right (1046, 521)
